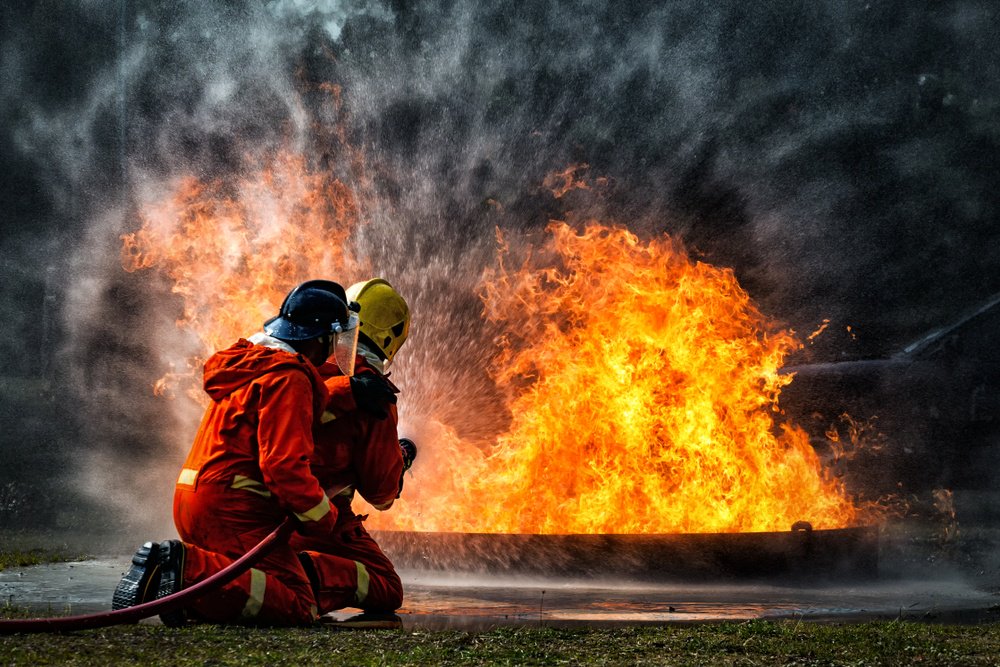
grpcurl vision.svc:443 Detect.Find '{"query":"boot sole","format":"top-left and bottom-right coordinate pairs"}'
top-left (111, 542), bottom-right (162, 610)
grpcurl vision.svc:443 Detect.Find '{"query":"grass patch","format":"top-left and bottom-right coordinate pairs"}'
top-left (0, 621), bottom-right (998, 665)
top-left (0, 549), bottom-right (80, 572)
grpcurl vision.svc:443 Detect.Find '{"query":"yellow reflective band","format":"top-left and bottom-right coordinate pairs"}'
top-left (231, 475), bottom-right (273, 498)
top-left (331, 485), bottom-right (354, 497)
top-left (320, 410), bottom-right (337, 424)
top-left (371, 499), bottom-right (394, 510)
top-left (294, 494), bottom-right (331, 522)
top-left (241, 568), bottom-right (266, 618)
top-left (177, 468), bottom-right (198, 486)
top-left (355, 561), bottom-right (370, 605)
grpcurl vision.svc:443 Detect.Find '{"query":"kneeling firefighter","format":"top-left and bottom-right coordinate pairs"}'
top-left (292, 278), bottom-right (416, 617)
top-left (113, 280), bottom-right (359, 625)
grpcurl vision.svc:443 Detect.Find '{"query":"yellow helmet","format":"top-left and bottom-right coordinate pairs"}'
top-left (346, 278), bottom-right (410, 364)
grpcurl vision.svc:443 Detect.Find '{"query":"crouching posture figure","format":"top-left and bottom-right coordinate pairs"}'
top-left (113, 280), bottom-right (359, 625)
top-left (292, 278), bottom-right (415, 619)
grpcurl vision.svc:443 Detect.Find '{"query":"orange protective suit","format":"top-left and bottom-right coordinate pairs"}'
top-left (172, 338), bottom-right (336, 625)
top-left (289, 358), bottom-right (405, 614)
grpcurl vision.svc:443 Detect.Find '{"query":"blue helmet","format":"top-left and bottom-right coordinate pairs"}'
top-left (263, 280), bottom-right (352, 342)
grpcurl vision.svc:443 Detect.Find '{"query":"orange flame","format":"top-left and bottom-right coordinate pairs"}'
top-left (124, 154), bottom-right (863, 534)
top-left (122, 150), bottom-right (363, 363)
top-left (542, 163), bottom-right (593, 198)
top-left (807, 318), bottom-right (830, 343)
top-left (369, 221), bottom-right (861, 533)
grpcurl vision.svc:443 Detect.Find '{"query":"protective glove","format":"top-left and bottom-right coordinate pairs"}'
top-left (349, 373), bottom-right (398, 419)
top-left (397, 438), bottom-right (418, 497)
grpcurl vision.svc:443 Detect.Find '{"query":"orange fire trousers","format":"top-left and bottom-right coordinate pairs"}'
top-left (290, 508), bottom-right (403, 614)
top-left (173, 485), bottom-right (318, 625)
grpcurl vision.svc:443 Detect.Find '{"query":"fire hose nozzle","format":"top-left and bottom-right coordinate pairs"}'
top-left (397, 439), bottom-right (417, 497)
top-left (399, 438), bottom-right (417, 472)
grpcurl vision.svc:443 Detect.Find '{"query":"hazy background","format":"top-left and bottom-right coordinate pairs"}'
top-left (1, 0), bottom-right (997, 540)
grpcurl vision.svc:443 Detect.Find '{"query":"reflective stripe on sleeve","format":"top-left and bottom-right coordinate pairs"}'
top-left (241, 568), bottom-right (267, 618)
top-left (320, 410), bottom-right (337, 424)
top-left (355, 561), bottom-right (370, 605)
top-left (177, 468), bottom-right (198, 486)
top-left (231, 475), bottom-right (273, 498)
top-left (294, 494), bottom-right (332, 522)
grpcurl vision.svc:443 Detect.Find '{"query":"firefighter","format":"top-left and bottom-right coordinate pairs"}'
top-left (290, 278), bottom-right (415, 621)
top-left (112, 279), bottom-right (360, 625)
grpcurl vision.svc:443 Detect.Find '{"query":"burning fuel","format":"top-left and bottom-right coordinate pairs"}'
top-left (121, 149), bottom-right (364, 397)
top-left (121, 153), bottom-right (865, 535)
top-left (373, 221), bottom-right (861, 533)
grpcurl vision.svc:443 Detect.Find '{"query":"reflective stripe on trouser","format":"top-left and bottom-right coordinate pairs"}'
top-left (174, 484), bottom-right (318, 625)
top-left (242, 568), bottom-right (266, 618)
top-left (292, 513), bottom-right (403, 614)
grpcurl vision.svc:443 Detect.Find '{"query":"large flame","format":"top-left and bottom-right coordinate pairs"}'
top-left (123, 154), bottom-right (862, 534)
top-left (371, 222), bottom-right (860, 533)
top-left (122, 150), bottom-right (363, 361)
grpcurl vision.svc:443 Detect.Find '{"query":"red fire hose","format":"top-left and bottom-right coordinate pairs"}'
top-left (0, 518), bottom-right (295, 634)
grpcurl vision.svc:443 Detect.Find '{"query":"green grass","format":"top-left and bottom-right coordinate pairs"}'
top-left (0, 549), bottom-right (80, 572)
top-left (1, 621), bottom-right (999, 665)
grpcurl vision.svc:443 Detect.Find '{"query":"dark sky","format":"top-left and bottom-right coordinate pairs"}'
top-left (1, 0), bottom-right (997, 534)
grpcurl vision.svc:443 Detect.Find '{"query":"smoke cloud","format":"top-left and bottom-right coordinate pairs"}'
top-left (1, 1), bottom-right (997, 538)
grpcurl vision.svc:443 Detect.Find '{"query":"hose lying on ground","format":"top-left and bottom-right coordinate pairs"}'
top-left (0, 518), bottom-right (295, 634)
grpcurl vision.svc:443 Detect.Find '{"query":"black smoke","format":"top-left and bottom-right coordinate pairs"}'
top-left (1, 0), bottom-right (997, 536)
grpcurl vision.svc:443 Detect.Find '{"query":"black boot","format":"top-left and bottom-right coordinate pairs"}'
top-left (157, 539), bottom-right (189, 627)
top-left (112, 541), bottom-right (162, 610)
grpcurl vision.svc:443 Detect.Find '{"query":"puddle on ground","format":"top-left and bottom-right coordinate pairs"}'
top-left (385, 572), bottom-right (999, 628)
top-left (2, 560), bottom-right (997, 628)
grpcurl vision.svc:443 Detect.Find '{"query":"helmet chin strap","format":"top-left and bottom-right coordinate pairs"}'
top-left (319, 333), bottom-right (334, 364)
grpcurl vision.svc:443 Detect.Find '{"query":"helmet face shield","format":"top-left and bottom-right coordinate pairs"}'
top-left (331, 313), bottom-right (360, 376)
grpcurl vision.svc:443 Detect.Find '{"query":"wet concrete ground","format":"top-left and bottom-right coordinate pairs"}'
top-left (2, 558), bottom-right (998, 629)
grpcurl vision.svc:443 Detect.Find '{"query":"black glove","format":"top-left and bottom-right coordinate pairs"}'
top-left (349, 373), bottom-right (397, 419)
top-left (398, 438), bottom-right (418, 496)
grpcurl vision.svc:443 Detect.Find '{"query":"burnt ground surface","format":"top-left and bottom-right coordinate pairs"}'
top-left (1, 519), bottom-right (998, 630)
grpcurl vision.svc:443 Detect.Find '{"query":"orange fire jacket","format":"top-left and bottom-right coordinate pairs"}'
top-left (175, 339), bottom-right (335, 528)
top-left (312, 359), bottom-right (404, 512)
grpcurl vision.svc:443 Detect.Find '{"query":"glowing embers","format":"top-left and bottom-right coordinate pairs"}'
top-left (368, 222), bottom-right (863, 534)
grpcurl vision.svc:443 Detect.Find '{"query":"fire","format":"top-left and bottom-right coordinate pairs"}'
top-left (542, 164), bottom-right (592, 198)
top-left (122, 149), bottom-right (363, 368)
top-left (123, 153), bottom-right (862, 534)
top-left (541, 163), bottom-right (610, 199)
top-left (370, 222), bottom-right (860, 533)
top-left (807, 318), bottom-right (831, 343)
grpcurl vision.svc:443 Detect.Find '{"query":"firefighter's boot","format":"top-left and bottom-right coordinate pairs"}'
top-left (112, 541), bottom-right (162, 610)
top-left (157, 539), bottom-right (189, 627)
